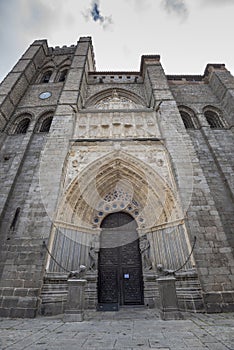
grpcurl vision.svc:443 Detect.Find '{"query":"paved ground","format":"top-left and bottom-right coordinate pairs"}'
top-left (0, 308), bottom-right (234, 350)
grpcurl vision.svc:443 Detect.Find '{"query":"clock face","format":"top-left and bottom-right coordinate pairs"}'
top-left (39, 91), bottom-right (52, 99)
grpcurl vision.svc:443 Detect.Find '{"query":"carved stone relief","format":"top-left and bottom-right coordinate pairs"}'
top-left (58, 146), bottom-right (181, 231)
top-left (94, 90), bottom-right (144, 110)
top-left (64, 143), bottom-right (175, 193)
top-left (75, 111), bottom-right (160, 139)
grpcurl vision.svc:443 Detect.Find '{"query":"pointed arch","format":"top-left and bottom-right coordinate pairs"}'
top-left (56, 151), bottom-right (181, 230)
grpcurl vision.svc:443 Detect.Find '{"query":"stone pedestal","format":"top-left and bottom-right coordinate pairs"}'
top-left (157, 276), bottom-right (183, 320)
top-left (63, 279), bottom-right (87, 322)
top-left (144, 272), bottom-right (158, 308)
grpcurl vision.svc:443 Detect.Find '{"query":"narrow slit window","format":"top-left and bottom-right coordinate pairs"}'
top-left (10, 207), bottom-right (20, 230)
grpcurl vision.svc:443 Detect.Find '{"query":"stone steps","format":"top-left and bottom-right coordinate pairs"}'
top-left (39, 273), bottom-right (68, 316)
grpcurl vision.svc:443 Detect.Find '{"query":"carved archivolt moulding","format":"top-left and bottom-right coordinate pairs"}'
top-left (57, 150), bottom-right (182, 230)
top-left (85, 88), bottom-right (146, 110)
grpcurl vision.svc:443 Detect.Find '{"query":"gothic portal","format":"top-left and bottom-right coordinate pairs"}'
top-left (0, 37), bottom-right (233, 318)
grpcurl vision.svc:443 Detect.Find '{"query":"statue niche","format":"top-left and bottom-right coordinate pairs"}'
top-left (140, 235), bottom-right (152, 270)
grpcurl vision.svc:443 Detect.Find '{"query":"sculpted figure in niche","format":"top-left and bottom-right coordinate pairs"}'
top-left (89, 125), bottom-right (98, 137)
top-left (140, 235), bottom-right (152, 270)
top-left (79, 116), bottom-right (86, 126)
top-left (147, 116), bottom-right (154, 125)
top-left (135, 116), bottom-right (145, 136)
top-left (78, 125), bottom-right (86, 137)
top-left (89, 236), bottom-right (99, 271)
top-left (135, 115), bottom-right (143, 125)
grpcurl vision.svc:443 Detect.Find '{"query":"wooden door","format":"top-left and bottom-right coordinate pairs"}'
top-left (98, 212), bottom-right (144, 307)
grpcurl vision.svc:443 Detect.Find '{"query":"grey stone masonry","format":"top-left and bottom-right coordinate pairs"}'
top-left (0, 40), bottom-right (48, 130)
top-left (0, 37), bottom-right (233, 318)
top-left (205, 64), bottom-right (234, 128)
top-left (0, 38), bottom-right (94, 317)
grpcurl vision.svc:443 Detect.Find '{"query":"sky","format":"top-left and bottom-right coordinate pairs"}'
top-left (0, 0), bottom-right (234, 82)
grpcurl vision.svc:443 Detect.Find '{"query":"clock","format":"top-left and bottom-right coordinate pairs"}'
top-left (39, 91), bottom-right (52, 99)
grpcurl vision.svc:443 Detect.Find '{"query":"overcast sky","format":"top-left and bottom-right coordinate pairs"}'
top-left (0, 0), bottom-right (234, 82)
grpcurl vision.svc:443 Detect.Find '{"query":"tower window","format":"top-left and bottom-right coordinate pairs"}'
top-left (58, 69), bottom-right (68, 82)
top-left (39, 116), bottom-right (53, 132)
top-left (14, 118), bottom-right (30, 134)
top-left (41, 70), bottom-right (52, 83)
top-left (204, 110), bottom-right (224, 128)
top-left (180, 111), bottom-right (195, 129)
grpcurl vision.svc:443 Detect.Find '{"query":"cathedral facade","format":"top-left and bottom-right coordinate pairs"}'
top-left (0, 37), bottom-right (233, 318)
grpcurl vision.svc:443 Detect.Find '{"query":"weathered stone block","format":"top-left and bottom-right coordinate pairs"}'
top-left (24, 308), bottom-right (37, 318)
top-left (14, 288), bottom-right (28, 297)
top-left (0, 97), bottom-right (15, 117)
top-left (2, 296), bottom-right (19, 308)
top-left (2, 288), bottom-right (14, 296)
top-left (0, 307), bottom-right (10, 317)
top-left (9, 307), bottom-right (26, 318)
top-left (18, 296), bottom-right (38, 308)
top-left (204, 292), bottom-right (222, 304)
top-left (222, 292), bottom-right (234, 303)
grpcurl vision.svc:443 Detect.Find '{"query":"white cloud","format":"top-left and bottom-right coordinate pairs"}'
top-left (125, 0), bottom-right (153, 12)
top-left (0, 0), bottom-right (233, 82)
top-left (82, 1), bottom-right (113, 30)
top-left (161, 0), bottom-right (188, 20)
top-left (201, 0), bottom-right (234, 5)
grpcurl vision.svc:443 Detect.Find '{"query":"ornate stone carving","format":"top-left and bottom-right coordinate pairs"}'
top-left (95, 89), bottom-right (144, 110)
top-left (60, 147), bottom-right (181, 229)
top-left (76, 109), bottom-right (160, 139)
top-left (89, 236), bottom-right (99, 271)
top-left (140, 235), bottom-right (152, 270)
top-left (68, 265), bottom-right (87, 279)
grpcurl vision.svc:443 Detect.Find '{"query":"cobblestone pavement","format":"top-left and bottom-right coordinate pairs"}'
top-left (0, 308), bottom-right (234, 350)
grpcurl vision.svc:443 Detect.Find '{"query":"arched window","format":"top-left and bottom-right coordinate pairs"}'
top-left (40, 70), bottom-right (52, 83)
top-left (14, 118), bottom-right (30, 134)
top-left (204, 110), bottom-right (224, 128)
top-left (39, 116), bottom-right (53, 132)
top-left (58, 69), bottom-right (68, 82)
top-left (178, 106), bottom-right (198, 129)
top-left (180, 111), bottom-right (195, 129)
top-left (34, 112), bottom-right (54, 133)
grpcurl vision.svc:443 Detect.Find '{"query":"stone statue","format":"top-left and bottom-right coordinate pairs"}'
top-left (68, 265), bottom-right (87, 279)
top-left (140, 235), bottom-right (152, 270)
top-left (89, 236), bottom-right (99, 271)
top-left (156, 264), bottom-right (175, 276)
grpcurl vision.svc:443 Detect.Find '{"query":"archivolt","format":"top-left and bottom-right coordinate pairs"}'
top-left (56, 151), bottom-right (181, 230)
top-left (85, 87), bottom-right (146, 109)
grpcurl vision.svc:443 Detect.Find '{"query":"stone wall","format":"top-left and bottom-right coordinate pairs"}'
top-left (0, 37), bottom-right (233, 316)
top-left (169, 69), bottom-right (234, 312)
